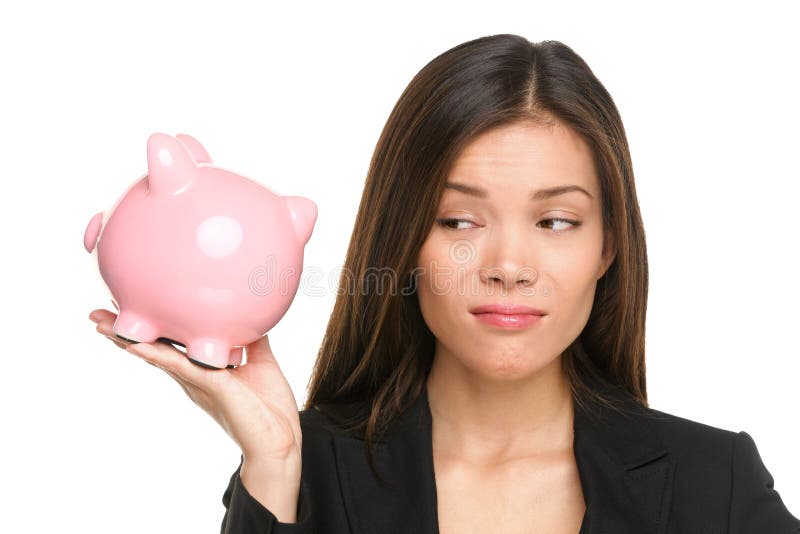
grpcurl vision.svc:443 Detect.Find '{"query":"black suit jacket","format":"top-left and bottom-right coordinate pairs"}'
top-left (220, 376), bottom-right (800, 533)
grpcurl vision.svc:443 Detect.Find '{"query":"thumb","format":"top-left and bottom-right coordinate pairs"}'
top-left (244, 334), bottom-right (278, 365)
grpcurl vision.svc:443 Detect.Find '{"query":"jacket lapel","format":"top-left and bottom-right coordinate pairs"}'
top-left (331, 376), bottom-right (675, 534)
top-left (573, 374), bottom-right (676, 534)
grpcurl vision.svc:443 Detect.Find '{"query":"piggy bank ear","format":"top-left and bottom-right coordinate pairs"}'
top-left (146, 133), bottom-right (197, 196)
top-left (175, 133), bottom-right (212, 164)
top-left (284, 196), bottom-right (318, 245)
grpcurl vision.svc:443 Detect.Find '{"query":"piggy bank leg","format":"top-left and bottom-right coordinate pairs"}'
top-left (186, 338), bottom-right (234, 370)
top-left (112, 310), bottom-right (160, 344)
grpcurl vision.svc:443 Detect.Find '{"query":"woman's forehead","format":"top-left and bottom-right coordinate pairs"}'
top-left (448, 121), bottom-right (597, 192)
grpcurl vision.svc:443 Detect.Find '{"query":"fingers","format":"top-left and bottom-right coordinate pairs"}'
top-left (94, 319), bottom-right (130, 350)
top-left (90, 310), bottom-right (212, 390)
top-left (129, 340), bottom-right (215, 388)
top-left (89, 308), bottom-right (117, 323)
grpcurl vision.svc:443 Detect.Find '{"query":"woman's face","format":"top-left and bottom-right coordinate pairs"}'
top-left (415, 119), bottom-right (615, 382)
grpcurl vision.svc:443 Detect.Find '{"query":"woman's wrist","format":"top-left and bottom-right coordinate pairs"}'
top-left (239, 454), bottom-right (302, 523)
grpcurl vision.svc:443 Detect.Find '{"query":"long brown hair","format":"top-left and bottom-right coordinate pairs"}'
top-left (303, 34), bottom-right (649, 481)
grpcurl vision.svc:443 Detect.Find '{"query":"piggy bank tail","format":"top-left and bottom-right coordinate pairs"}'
top-left (84, 211), bottom-right (105, 253)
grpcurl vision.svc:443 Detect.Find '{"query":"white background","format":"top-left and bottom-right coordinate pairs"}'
top-left (1, 1), bottom-right (797, 532)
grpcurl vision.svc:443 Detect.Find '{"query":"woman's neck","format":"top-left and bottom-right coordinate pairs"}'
top-left (425, 349), bottom-right (575, 465)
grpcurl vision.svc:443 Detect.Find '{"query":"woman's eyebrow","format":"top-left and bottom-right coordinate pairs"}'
top-left (444, 181), bottom-right (594, 200)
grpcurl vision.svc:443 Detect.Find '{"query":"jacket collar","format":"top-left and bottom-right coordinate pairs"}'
top-left (328, 374), bottom-right (675, 534)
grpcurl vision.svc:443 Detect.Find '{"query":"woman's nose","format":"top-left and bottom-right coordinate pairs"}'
top-left (480, 264), bottom-right (536, 290)
top-left (478, 233), bottom-right (537, 290)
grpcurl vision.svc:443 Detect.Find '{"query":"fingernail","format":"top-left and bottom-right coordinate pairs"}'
top-left (89, 312), bottom-right (99, 322)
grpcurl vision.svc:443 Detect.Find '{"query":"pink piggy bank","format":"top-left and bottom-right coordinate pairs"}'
top-left (84, 133), bottom-right (317, 369)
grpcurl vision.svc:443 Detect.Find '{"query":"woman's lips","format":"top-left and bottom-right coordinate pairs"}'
top-left (469, 303), bottom-right (546, 315)
top-left (471, 312), bottom-right (545, 329)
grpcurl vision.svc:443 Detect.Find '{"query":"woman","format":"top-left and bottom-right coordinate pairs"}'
top-left (89, 35), bottom-right (800, 533)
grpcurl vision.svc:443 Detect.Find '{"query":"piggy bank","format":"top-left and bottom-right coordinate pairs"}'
top-left (84, 132), bottom-right (317, 369)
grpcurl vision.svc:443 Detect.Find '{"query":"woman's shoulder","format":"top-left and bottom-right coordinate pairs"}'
top-left (634, 404), bottom-right (774, 474)
top-left (593, 381), bottom-right (749, 456)
top-left (583, 388), bottom-right (784, 490)
top-left (639, 405), bottom-right (796, 510)
top-left (641, 405), bottom-right (740, 448)
top-left (640, 404), bottom-right (788, 471)
top-left (577, 393), bottom-right (800, 529)
top-left (640, 405), bottom-right (800, 529)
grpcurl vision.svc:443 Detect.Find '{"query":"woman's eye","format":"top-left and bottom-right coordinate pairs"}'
top-left (436, 217), bottom-right (476, 230)
top-left (538, 217), bottom-right (582, 233)
top-left (436, 217), bottom-right (582, 233)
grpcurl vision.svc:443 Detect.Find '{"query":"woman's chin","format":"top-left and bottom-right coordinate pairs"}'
top-left (472, 354), bottom-right (553, 383)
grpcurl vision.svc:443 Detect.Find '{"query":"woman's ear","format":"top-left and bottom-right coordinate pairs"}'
top-left (597, 229), bottom-right (616, 280)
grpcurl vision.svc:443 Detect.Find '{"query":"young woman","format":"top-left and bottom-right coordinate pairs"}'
top-left (89, 34), bottom-right (800, 533)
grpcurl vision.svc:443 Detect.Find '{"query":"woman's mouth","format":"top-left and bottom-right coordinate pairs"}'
top-left (469, 303), bottom-right (547, 330)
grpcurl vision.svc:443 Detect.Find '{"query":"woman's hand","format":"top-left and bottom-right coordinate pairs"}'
top-left (89, 308), bottom-right (302, 467)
